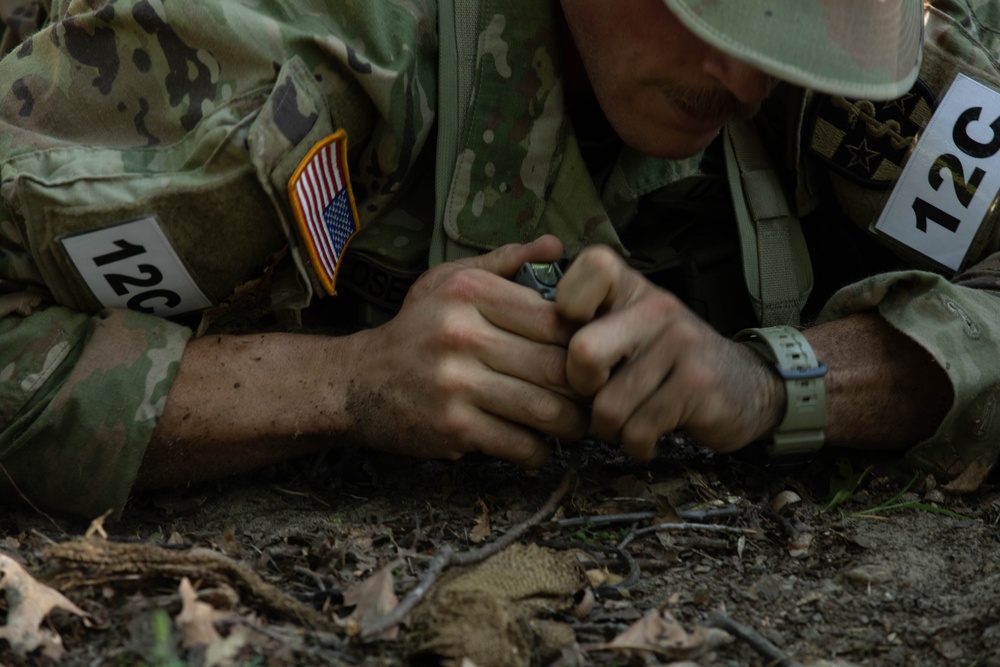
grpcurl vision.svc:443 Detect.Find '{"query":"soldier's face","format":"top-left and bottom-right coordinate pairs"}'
top-left (560, 0), bottom-right (777, 159)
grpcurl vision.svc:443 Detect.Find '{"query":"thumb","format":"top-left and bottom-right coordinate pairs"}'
top-left (460, 235), bottom-right (564, 277)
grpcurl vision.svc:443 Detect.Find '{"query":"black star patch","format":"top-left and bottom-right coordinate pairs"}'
top-left (807, 79), bottom-right (936, 189)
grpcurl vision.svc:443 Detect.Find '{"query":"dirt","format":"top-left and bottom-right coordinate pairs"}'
top-left (1, 438), bottom-right (999, 667)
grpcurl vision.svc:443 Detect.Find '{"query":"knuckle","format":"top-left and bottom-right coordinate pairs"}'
top-left (429, 358), bottom-right (471, 401)
top-left (436, 406), bottom-right (476, 445)
top-left (540, 349), bottom-right (569, 387)
top-left (568, 332), bottom-right (603, 371)
top-left (579, 245), bottom-right (621, 273)
top-left (432, 311), bottom-right (485, 352)
top-left (642, 289), bottom-right (684, 320)
top-left (438, 268), bottom-right (482, 302)
top-left (525, 393), bottom-right (565, 427)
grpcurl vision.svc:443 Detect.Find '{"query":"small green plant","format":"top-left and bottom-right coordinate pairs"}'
top-left (572, 525), bottom-right (630, 542)
top-left (851, 473), bottom-right (972, 521)
top-left (817, 459), bottom-right (874, 514)
top-left (149, 609), bottom-right (189, 667)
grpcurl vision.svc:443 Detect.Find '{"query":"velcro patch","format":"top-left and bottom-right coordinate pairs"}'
top-left (808, 80), bottom-right (937, 188)
top-left (288, 130), bottom-right (360, 295)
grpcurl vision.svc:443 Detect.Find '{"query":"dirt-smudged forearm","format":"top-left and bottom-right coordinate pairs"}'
top-left (805, 312), bottom-right (953, 449)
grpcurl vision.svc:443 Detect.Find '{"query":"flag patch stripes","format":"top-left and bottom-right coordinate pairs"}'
top-left (288, 130), bottom-right (360, 295)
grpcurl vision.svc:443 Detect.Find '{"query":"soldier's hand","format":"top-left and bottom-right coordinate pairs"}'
top-left (352, 235), bottom-right (588, 466)
top-left (555, 246), bottom-right (785, 460)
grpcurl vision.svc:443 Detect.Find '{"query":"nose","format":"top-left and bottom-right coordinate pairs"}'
top-left (702, 49), bottom-right (777, 105)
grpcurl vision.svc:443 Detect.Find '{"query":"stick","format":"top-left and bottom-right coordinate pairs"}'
top-left (618, 522), bottom-right (747, 549)
top-left (708, 615), bottom-right (805, 667)
top-left (554, 505), bottom-right (738, 529)
top-left (360, 469), bottom-right (577, 640)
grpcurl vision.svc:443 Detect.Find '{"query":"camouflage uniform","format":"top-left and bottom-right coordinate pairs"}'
top-left (0, 0), bottom-right (996, 517)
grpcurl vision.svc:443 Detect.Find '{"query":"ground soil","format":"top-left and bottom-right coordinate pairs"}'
top-left (2, 438), bottom-right (999, 667)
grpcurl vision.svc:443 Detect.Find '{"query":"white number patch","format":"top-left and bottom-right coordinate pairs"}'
top-left (875, 74), bottom-right (1000, 271)
top-left (61, 217), bottom-right (212, 317)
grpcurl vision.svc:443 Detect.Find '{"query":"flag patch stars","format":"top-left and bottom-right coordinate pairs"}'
top-left (288, 130), bottom-right (360, 295)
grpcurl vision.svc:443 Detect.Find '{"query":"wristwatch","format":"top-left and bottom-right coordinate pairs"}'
top-left (734, 325), bottom-right (827, 462)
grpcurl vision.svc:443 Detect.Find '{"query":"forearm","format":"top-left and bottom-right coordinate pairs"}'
top-left (136, 331), bottom-right (364, 490)
top-left (804, 312), bottom-right (953, 449)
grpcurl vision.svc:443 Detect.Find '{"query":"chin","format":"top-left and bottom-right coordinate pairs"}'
top-left (621, 126), bottom-right (720, 160)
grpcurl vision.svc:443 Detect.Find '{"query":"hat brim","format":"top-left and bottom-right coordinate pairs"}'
top-left (664, 0), bottom-right (923, 100)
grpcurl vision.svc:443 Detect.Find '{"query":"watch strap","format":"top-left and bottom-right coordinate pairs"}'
top-left (735, 325), bottom-right (827, 458)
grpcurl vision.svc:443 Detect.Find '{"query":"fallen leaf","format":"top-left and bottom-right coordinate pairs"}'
top-left (470, 498), bottom-right (492, 544)
top-left (175, 578), bottom-right (246, 667)
top-left (0, 554), bottom-right (88, 660)
top-left (204, 625), bottom-right (249, 667)
top-left (84, 509), bottom-right (114, 540)
top-left (942, 460), bottom-right (992, 494)
top-left (345, 558), bottom-right (403, 640)
top-left (175, 577), bottom-right (226, 649)
top-left (585, 568), bottom-right (623, 588)
top-left (605, 607), bottom-right (731, 661)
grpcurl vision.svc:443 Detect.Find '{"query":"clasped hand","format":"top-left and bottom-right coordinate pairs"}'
top-left (358, 237), bottom-right (783, 466)
top-left (555, 245), bottom-right (786, 460)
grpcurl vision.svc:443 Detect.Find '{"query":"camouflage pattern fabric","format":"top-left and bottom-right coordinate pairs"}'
top-left (0, 0), bottom-right (438, 517)
top-left (2, 0), bottom-right (1000, 517)
top-left (809, 1), bottom-right (1000, 489)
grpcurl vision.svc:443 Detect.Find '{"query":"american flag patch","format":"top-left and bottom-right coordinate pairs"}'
top-left (288, 130), bottom-right (360, 295)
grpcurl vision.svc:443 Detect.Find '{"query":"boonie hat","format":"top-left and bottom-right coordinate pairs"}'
top-left (663, 0), bottom-right (923, 100)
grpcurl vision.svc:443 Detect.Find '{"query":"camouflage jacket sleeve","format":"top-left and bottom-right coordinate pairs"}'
top-left (0, 0), bottom-right (437, 517)
top-left (811, 1), bottom-right (1000, 490)
top-left (0, 281), bottom-right (190, 519)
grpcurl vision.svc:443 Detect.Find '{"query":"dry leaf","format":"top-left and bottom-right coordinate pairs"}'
top-left (605, 607), bottom-right (731, 661)
top-left (345, 558), bottom-right (403, 639)
top-left (204, 625), bottom-right (249, 667)
top-left (176, 577), bottom-right (226, 649)
top-left (175, 578), bottom-right (246, 667)
top-left (84, 509), bottom-right (114, 540)
top-left (469, 498), bottom-right (492, 544)
top-left (0, 554), bottom-right (88, 660)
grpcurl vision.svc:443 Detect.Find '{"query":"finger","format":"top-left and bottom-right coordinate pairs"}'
top-left (471, 413), bottom-right (553, 469)
top-left (435, 400), bottom-right (556, 469)
top-left (475, 366), bottom-right (591, 441)
top-left (459, 234), bottom-right (564, 277)
top-left (587, 328), bottom-right (680, 440)
top-left (556, 246), bottom-right (626, 323)
top-left (402, 402), bottom-right (553, 469)
top-left (617, 384), bottom-right (679, 461)
top-left (478, 328), bottom-right (582, 399)
top-left (475, 276), bottom-right (577, 345)
top-left (565, 309), bottom-right (650, 396)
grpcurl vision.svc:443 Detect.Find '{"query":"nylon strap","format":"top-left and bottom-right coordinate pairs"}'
top-left (724, 120), bottom-right (813, 327)
top-left (431, 0), bottom-right (482, 266)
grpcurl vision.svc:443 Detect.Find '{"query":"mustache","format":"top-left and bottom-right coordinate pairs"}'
top-left (668, 86), bottom-right (762, 121)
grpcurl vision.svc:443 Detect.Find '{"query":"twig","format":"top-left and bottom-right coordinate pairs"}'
top-left (618, 522), bottom-right (747, 549)
top-left (360, 469), bottom-right (577, 640)
top-left (554, 505), bottom-right (738, 529)
top-left (555, 511), bottom-right (657, 528)
top-left (707, 614), bottom-right (805, 667)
